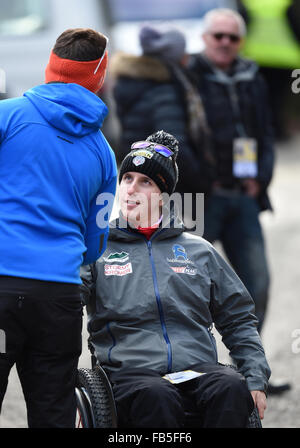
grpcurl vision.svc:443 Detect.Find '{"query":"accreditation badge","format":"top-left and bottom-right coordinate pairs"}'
top-left (233, 137), bottom-right (258, 178)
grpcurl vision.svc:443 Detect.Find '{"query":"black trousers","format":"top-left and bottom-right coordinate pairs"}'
top-left (0, 276), bottom-right (82, 428)
top-left (108, 363), bottom-right (254, 428)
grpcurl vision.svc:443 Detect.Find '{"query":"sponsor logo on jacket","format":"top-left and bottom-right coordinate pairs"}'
top-left (103, 251), bottom-right (129, 263)
top-left (103, 251), bottom-right (132, 276)
top-left (170, 266), bottom-right (197, 276)
top-left (167, 244), bottom-right (193, 264)
top-left (167, 245), bottom-right (197, 275)
top-left (104, 263), bottom-right (132, 276)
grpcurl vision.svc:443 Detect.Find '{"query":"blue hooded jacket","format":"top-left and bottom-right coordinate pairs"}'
top-left (0, 83), bottom-right (117, 284)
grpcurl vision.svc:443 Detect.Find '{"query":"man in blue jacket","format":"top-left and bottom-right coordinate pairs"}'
top-left (0, 28), bottom-right (117, 427)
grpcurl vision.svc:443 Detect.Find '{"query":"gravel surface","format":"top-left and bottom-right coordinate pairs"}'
top-left (1, 135), bottom-right (299, 429)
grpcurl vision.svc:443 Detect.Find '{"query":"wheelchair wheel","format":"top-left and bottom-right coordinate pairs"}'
top-left (76, 366), bottom-right (117, 428)
top-left (75, 385), bottom-right (93, 428)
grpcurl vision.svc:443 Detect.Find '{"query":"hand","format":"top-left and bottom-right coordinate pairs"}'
top-left (243, 178), bottom-right (261, 197)
top-left (250, 390), bottom-right (267, 420)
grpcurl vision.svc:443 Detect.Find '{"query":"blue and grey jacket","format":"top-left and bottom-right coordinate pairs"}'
top-left (81, 212), bottom-right (271, 392)
top-left (0, 83), bottom-right (117, 284)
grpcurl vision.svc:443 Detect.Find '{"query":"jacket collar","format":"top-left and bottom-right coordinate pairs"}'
top-left (110, 52), bottom-right (171, 83)
top-left (108, 203), bottom-right (185, 242)
top-left (194, 52), bottom-right (259, 85)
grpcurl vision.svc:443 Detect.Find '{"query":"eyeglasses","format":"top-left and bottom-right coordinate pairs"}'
top-left (212, 32), bottom-right (241, 43)
top-left (94, 36), bottom-right (109, 74)
top-left (131, 141), bottom-right (174, 158)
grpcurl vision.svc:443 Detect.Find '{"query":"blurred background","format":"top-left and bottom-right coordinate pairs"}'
top-left (0, 0), bottom-right (299, 142)
top-left (0, 0), bottom-right (299, 428)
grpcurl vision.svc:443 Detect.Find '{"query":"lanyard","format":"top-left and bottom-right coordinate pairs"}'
top-left (226, 82), bottom-right (248, 138)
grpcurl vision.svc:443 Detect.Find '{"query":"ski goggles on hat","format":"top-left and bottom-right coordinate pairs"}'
top-left (131, 141), bottom-right (174, 158)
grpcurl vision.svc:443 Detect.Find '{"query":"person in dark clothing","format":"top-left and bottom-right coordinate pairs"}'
top-left (189, 7), bottom-right (273, 331)
top-left (81, 130), bottom-right (270, 428)
top-left (0, 28), bottom-right (117, 427)
top-left (110, 24), bottom-right (213, 198)
top-left (189, 8), bottom-right (290, 395)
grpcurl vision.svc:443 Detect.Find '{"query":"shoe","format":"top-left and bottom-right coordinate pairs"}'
top-left (267, 382), bottom-right (291, 395)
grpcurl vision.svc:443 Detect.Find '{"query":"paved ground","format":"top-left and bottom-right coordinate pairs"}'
top-left (1, 135), bottom-right (299, 428)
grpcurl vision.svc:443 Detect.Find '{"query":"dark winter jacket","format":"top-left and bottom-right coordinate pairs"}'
top-left (110, 53), bottom-right (212, 194)
top-left (189, 53), bottom-right (275, 211)
top-left (81, 210), bottom-right (271, 393)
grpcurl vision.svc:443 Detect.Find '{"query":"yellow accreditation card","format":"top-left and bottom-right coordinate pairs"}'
top-left (233, 137), bottom-right (258, 178)
top-left (163, 370), bottom-right (206, 384)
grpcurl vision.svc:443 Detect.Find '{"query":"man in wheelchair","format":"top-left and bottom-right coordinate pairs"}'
top-left (80, 131), bottom-right (270, 428)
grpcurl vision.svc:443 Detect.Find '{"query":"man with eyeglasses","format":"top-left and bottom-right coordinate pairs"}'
top-left (189, 9), bottom-right (288, 395)
top-left (0, 28), bottom-right (117, 427)
top-left (201, 9), bottom-right (245, 71)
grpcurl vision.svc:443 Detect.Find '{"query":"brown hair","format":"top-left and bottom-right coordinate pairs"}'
top-left (53, 28), bottom-right (107, 61)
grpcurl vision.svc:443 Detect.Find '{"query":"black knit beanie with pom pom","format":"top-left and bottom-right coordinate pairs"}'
top-left (119, 130), bottom-right (179, 195)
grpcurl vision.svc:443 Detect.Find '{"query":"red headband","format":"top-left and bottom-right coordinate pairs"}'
top-left (45, 50), bottom-right (108, 93)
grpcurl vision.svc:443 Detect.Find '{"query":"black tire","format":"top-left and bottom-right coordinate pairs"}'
top-left (76, 367), bottom-right (117, 428)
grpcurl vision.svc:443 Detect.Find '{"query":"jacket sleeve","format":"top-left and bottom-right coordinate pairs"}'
top-left (82, 173), bottom-right (117, 265)
top-left (208, 245), bottom-right (271, 392)
top-left (80, 263), bottom-right (96, 307)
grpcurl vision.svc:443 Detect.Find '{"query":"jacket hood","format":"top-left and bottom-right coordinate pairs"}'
top-left (110, 52), bottom-right (171, 82)
top-left (24, 83), bottom-right (108, 137)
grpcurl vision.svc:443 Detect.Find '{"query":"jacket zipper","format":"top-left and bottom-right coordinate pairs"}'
top-left (118, 227), bottom-right (173, 372)
top-left (207, 325), bottom-right (218, 362)
top-left (147, 239), bottom-right (173, 373)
